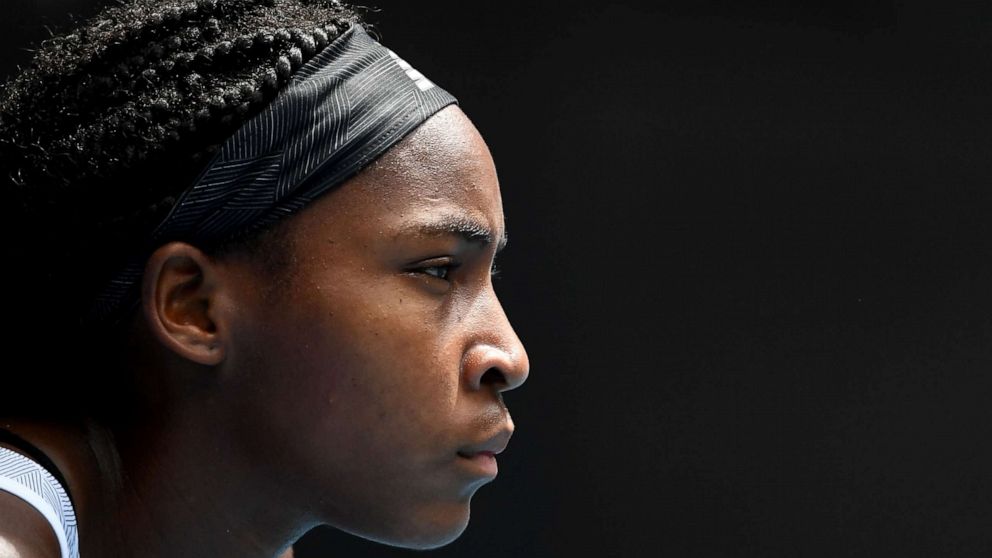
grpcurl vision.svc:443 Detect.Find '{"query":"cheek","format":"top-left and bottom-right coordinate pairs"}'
top-left (325, 314), bottom-right (461, 451)
top-left (268, 286), bottom-right (462, 452)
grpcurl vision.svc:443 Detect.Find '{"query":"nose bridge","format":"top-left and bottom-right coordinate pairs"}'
top-left (462, 283), bottom-right (530, 392)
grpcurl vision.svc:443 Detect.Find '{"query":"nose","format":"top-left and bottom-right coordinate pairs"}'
top-left (462, 290), bottom-right (530, 393)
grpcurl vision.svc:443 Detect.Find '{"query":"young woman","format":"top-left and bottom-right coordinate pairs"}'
top-left (0, 1), bottom-right (530, 556)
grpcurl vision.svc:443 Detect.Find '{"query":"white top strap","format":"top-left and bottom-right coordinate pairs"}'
top-left (0, 446), bottom-right (79, 558)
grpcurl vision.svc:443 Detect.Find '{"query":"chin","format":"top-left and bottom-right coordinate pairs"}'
top-left (358, 500), bottom-right (473, 550)
top-left (401, 522), bottom-right (470, 550)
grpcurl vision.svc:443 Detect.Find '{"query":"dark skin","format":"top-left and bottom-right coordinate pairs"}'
top-left (0, 105), bottom-right (529, 557)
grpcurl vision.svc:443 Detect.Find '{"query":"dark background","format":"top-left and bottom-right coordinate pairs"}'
top-left (7, 1), bottom-right (992, 556)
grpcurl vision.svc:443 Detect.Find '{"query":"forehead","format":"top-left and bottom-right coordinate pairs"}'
top-left (272, 105), bottom-right (505, 263)
top-left (280, 105), bottom-right (505, 251)
top-left (358, 105), bottom-right (503, 217)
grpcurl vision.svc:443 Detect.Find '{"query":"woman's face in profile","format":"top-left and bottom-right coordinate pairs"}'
top-left (222, 105), bottom-right (530, 548)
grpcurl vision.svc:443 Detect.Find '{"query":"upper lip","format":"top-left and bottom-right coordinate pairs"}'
top-left (458, 426), bottom-right (513, 457)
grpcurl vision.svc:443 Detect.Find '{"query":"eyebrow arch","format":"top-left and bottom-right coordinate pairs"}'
top-left (399, 215), bottom-right (508, 253)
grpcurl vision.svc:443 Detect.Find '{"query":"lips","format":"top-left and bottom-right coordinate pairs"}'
top-left (457, 427), bottom-right (512, 458)
top-left (456, 448), bottom-right (501, 478)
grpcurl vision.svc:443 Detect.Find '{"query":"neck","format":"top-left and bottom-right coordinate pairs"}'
top-left (109, 400), bottom-right (314, 558)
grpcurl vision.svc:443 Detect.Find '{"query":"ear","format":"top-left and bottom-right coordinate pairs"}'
top-left (140, 241), bottom-right (236, 367)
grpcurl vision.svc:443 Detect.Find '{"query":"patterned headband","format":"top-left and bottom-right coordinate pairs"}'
top-left (86, 23), bottom-right (458, 327)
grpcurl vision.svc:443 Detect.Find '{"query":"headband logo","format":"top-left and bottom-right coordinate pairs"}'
top-left (387, 49), bottom-right (436, 92)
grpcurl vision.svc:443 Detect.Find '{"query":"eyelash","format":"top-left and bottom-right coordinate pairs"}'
top-left (418, 260), bottom-right (501, 281)
top-left (421, 263), bottom-right (458, 280)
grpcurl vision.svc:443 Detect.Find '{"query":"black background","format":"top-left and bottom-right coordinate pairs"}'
top-left (6, 1), bottom-right (992, 556)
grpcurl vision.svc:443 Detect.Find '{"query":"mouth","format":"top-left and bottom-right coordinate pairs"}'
top-left (456, 450), bottom-right (499, 478)
top-left (458, 423), bottom-right (513, 456)
top-left (457, 449), bottom-right (496, 459)
top-left (456, 425), bottom-right (513, 478)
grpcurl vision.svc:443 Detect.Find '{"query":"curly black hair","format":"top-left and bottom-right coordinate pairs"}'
top-left (0, 0), bottom-right (363, 418)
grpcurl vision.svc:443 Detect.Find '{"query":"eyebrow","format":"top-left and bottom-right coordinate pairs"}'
top-left (399, 215), bottom-right (508, 253)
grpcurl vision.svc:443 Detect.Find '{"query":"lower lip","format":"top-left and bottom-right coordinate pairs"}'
top-left (457, 452), bottom-right (498, 478)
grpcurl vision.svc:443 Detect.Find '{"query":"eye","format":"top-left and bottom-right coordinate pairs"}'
top-left (413, 259), bottom-right (461, 281)
top-left (422, 264), bottom-right (455, 280)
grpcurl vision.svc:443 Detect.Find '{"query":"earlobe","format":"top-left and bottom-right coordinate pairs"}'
top-left (140, 241), bottom-right (228, 367)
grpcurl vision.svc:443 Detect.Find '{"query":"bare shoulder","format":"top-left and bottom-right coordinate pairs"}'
top-left (0, 489), bottom-right (61, 558)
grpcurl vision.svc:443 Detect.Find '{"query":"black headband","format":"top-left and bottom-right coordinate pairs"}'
top-left (87, 23), bottom-right (458, 327)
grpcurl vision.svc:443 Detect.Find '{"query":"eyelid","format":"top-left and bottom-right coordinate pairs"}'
top-left (410, 257), bottom-right (460, 281)
top-left (412, 256), bottom-right (458, 266)
top-left (407, 255), bottom-right (501, 283)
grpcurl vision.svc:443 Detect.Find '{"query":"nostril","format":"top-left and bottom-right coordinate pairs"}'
top-left (480, 367), bottom-right (505, 387)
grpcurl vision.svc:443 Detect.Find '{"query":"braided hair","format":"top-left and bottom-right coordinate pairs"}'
top-left (0, 0), bottom-right (363, 417)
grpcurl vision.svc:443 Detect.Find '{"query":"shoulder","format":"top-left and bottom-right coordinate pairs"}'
top-left (0, 488), bottom-right (61, 558)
